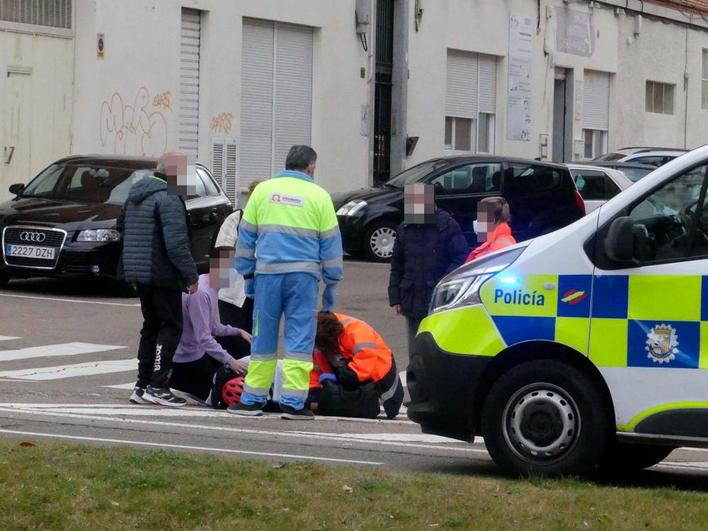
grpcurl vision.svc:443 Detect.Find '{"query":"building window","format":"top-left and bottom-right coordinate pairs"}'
top-left (702, 49), bottom-right (708, 110)
top-left (582, 70), bottom-right (610, 160)
top-left (444, 117), bottom-right (474, 152)
top-left (445, 50), bottom-right (497, 154)
top-left (583, 129), bottom-right (607, 159)
top-left (645, 81), bottom-right (675, 115)
top-left (0, 0), bottom-right (72, 29)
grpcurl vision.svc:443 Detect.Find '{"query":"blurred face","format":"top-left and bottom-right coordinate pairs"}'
top-left (159, 152), bottom-right (190, 195)
top-left (209, 249), bottom-right (234, 289)
top-left (404, 183), bottom-right (435, 224)
top-left (474, 204), bottom-right (497, 242)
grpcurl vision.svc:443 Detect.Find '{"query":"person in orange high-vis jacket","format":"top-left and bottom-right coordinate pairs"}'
top-left (465, 196), bottom-right (517, 263)
top-left (309, 312), bottom-right (404, 419)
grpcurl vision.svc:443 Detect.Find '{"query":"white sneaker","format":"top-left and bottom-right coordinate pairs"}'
top-left (129, 386), bottom-right (150, 405)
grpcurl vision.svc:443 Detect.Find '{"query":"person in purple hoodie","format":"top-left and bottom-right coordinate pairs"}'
top-left (168, 247), bottom-right (253, 406)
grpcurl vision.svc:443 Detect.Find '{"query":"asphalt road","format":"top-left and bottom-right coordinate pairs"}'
top-left (0, 259), bottom-right (707, 489)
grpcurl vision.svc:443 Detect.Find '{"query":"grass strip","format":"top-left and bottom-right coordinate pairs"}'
top-left (0, 438), bottom-right (707, 530)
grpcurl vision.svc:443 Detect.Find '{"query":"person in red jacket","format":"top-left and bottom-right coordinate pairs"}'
top-left (308, 312), bottom-right (404, 419)
top-left (465, 196), bottom-right (517, 263)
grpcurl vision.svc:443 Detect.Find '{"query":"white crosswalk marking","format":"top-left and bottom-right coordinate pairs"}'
top-left (0, 358), bottom-right (136, 381)
top-left (0, 342), bottom-right (123, 362)
top-left (0, 335), bottom-right (21, 341)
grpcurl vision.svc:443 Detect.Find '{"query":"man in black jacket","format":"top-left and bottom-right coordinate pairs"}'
top-left (118, 152), bottom-right (199, 407)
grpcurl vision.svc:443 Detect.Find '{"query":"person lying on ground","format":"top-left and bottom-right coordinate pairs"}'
top-left (169, 248), bottom-right (252, 407)
top-left (308, 311), bottom-right (404, 419)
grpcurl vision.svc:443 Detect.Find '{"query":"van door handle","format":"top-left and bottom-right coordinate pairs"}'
top-left (543, 282), bottom-right (556, 290)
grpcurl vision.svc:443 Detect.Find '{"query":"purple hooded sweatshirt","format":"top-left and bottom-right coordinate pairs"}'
top-left (174, 274), bottom-right (242, 364)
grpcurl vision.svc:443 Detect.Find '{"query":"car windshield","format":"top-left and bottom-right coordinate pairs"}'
top-left (386, 159), bottom-right (450, 188)
top-left (20, 163), bottom-right (154, 205)
top-left (619, 166), bottom-right (655, 183)
top-left (593, 152), bottom-right (626, 162)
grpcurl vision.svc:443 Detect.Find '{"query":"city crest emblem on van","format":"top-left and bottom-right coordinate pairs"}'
top-left (645, 324), bottom-right (678, 364)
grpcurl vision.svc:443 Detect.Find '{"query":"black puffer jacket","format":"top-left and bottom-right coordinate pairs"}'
top-left (118, 175), bottom-right (198, 290)
top-left (388, 209), bottom-right (469, 318)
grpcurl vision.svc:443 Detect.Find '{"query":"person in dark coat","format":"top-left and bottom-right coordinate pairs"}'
top-left (388, 183), bottom-right (468, 358)
top-left (118, 151), bottom-right (199, 407)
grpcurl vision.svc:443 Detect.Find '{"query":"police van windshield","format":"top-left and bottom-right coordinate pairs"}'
top-left (21, 164), bottom-right (153, 205)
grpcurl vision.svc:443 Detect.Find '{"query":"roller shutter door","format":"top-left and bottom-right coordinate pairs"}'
top-left (179, 8), bottom-right (201, 158)
top-left (240, 19), bottom-right (313, 191)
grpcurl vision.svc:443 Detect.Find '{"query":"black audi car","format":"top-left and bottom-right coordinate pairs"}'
top-left (0, 155), bottom-right (232, 288)
top-left (333, 156), bottom-right (586, 261)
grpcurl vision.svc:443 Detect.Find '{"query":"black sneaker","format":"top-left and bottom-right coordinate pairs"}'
top-left (280, 404), bottom-right (315, 421)
top-left (129, 385), bottom-right (149, 405)
top-left (228, 402), bottom-right (264, 416)
top-left (144, 385), bottom-right (187, 407)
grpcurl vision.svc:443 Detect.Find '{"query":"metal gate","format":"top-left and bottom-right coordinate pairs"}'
top-left (374, 0), bottom-right (394, 185)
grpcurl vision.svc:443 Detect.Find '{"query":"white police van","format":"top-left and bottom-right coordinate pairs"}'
top-left (407, 144), bottom-right (708, 476)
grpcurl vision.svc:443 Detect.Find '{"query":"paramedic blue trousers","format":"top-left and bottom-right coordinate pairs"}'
top-left (240, 272), bottom-right (318, 410)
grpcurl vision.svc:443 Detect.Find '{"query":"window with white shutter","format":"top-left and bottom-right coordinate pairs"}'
top-left (240, 19), bottom-right (313, 191)
top-left (179, 8), bottom-right (201, 159)
top-left (583, 70), bottom-right (610, 159)
top-left (211, 137), bottom-right (239, 205)
top-left (445, 50), bottom-right (497, 154)
top-left (0, 0), bottom-right (72, 28)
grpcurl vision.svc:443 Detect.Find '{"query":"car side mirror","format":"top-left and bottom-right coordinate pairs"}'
top-left (9, 183), bottom-right (24, 196)
top-left (604, 216), bottom-right (635, 263)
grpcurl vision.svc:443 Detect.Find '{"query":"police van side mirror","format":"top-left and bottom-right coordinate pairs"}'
top-left (605, 216), bottom-right (635, 263)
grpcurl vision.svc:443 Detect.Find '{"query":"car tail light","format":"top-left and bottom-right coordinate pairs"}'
top-left (573, 190), bottom-right (586, 216)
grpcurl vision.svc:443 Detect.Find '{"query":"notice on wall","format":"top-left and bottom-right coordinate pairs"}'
top-left (556, 7), bottom-right (594, 57)
top-left (507, 15), bottom-right (534, 142)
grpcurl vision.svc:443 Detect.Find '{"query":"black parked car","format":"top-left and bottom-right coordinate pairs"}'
top-left (333, 156), bottom-right (586, 261)
top-left (0, 155), bottom-right (232, 288)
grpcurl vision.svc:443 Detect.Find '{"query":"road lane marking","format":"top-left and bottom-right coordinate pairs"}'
top-left (105, 383), bottom-right (136, 390)
top-left (656, 462), bottom-right (708, 471)
top-left (0, 292), bottom-right (140, 307)
top-left (0, 359), bottom-right (136, 380)
top-left (0, 406), bottom-right (482, 454)
top-left (0, 335), bottom-right (21, 341)
top-left (0, 428), bottom-right (384, 466)
top-left (0, 342), bottom-right (124, 362)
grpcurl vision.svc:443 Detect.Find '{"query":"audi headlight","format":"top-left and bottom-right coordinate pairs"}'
top-left (429, 246), bottom-right (527, 314)
top-left (336, 200), bottom-right (367, 216)
top-left (77, 229), bottom-right (121, 242)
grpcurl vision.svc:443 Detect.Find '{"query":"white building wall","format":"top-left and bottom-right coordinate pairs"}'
top-left (405, 0), bottom-right (708, 170)
top-left (0, 22), bottom-right (74, 201)
top-left (71, 0), bottom-right (371, 201)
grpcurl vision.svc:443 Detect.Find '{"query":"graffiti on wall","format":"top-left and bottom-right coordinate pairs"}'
top-left (99, 87), bottom-right (170, 157)
top-left (152, 90), bottom-right (173, 111)
top-left (210, 112), bottom-right (233, 134)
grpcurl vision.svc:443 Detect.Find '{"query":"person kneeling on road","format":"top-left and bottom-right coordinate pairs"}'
top-left (308, 312), bottom-right (404, 419)
top-left (168, 247), bottom-right (252, 408)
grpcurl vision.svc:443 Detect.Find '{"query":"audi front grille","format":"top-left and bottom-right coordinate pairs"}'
top-left (2, 226), bottom-right (67, 270)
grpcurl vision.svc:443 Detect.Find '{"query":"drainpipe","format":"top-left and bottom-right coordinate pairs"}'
top-left (683, 22), bottom-right (689, 149)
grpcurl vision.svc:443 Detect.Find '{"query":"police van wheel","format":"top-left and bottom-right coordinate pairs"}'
top-left (481, 361), bottom-right (611, 477)
top-left (602, 442), bottom-right (675, 472)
